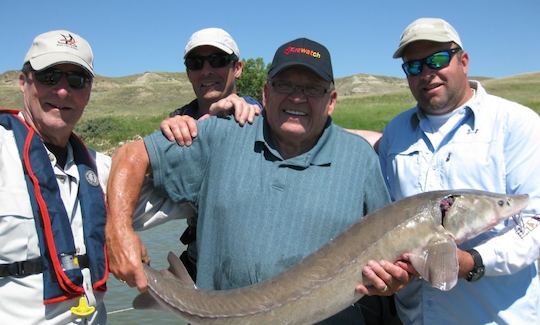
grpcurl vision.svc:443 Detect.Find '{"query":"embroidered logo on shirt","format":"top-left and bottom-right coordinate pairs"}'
top-left (85, 170), bottom-right (99, 187)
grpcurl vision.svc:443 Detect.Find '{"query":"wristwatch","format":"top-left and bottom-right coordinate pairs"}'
top-left (465, 249), bottom-right (485, 282)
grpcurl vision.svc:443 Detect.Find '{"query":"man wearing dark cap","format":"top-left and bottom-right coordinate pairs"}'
top-left (106, 37), bottom-right (408, 324)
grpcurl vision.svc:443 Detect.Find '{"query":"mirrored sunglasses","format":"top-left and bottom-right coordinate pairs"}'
top-left (33, 68), bottom-right (92, 89)
top-left (184, 53), bottom-right (237, 71)
top-left (402, 48), bottom-right (461, 77)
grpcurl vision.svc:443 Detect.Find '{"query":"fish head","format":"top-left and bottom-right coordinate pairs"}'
top-left (439, 190), bottom-right (529, 243)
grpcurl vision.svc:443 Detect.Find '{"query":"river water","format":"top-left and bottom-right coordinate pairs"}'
top-left (104, 219), bottom-right (188, 324)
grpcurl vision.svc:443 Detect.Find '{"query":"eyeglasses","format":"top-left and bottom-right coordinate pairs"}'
top-left (270, 80), bottom-right (329, 98)
top-left (402, 48), bottom-right (461, 77)
top-left (184, 53), bottom-right (237, 71)
top-left (33, 68), bottom-right (92, 89)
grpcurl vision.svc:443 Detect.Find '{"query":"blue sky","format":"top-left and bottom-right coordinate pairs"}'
top-left (2, 0), bottom-right (539, 79)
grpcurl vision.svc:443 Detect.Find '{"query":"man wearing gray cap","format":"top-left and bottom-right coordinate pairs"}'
top-left (377, 17), bottom-right (540, 324)
top-left (0, 30), bottom-right (107, 324)
top-left (106, 37), bottom-right (409, 324)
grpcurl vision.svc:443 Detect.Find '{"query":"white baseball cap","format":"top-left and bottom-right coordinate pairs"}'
top-left (393, 18), bottom-right (463, 58)
top-left (24, 30), bottom-right (94, 76)
top-left (184, 27), bottom-right (240, 58)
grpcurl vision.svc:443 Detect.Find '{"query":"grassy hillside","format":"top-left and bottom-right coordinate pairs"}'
top-left (1, 70), bottom-right (539, 153)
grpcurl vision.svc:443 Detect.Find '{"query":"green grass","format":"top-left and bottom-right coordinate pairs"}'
top-left (75, 114), bottom-right (168, 154)
top-left (483, 75), bottom-right (540, 114)
top-left (333, 91), bottom-right (415, 131)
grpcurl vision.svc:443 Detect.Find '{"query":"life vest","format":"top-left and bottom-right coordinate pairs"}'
top-left (0, 109), bottom-right (108, 304)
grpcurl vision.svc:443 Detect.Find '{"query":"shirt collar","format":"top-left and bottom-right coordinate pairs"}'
top-left (410, 80), bottom-right (485, 132)
top-left (255, 112), bottom-right (334, 167)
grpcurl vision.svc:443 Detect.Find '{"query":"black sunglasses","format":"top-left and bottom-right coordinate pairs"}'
top-left (184, 53), bottom-right (237, 71)
top-left (402, 48), bottom-right (461, 77)
top-left (33, 68), bottom-right (92, 89)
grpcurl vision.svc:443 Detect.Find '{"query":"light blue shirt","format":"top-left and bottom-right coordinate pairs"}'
top-left (378, 81), bottom-right (540, 324)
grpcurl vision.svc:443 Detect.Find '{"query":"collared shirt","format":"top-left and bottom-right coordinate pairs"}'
top-left (144, 114), bottom-right (391, 324)
top-left (146, 114), bottom-right (389, 289)
top-left (378, 81), bottom-right (540, 324)
top-left (0, 113), bottom-right (109, 324)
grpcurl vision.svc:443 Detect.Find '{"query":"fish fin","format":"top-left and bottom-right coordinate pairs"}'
top-left (167, 251), bottom-right (196, 287)
top-left (133, 291), bottom-right (164, 310)
top-left (409, 232), bottom-right (458, 291)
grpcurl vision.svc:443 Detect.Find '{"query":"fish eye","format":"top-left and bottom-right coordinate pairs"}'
top-left (497, 200), bottom-right (504, 207)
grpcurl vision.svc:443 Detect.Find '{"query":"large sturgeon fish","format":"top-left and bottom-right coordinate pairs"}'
top-left (133, 189), bottom-right (528, 324)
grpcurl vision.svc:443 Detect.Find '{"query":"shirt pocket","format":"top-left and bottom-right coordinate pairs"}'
top-left (385, 147), bottom-right (426, 199)
top-left (445, 138), bottom-right (504, 190)
top-left (0, 188), bottom-right (39, 263)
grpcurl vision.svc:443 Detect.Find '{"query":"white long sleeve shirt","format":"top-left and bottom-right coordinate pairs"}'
top-left (378, 81), bottom-right (540, 324)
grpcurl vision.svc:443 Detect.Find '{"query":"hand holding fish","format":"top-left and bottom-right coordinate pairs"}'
top-left (357, 259), bottom-right (412, 296)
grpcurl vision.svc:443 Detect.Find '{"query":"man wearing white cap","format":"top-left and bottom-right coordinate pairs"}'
top-left (0, 29), bottom-right (108, 324)
top-left (157, 27), bottom-right (262, 281)
top-left (0, 29), bottom-right (193, 325)
top-left (161, 27), bottom-right (261, 145)
top-left (377, 17), bottom-right (540, 324)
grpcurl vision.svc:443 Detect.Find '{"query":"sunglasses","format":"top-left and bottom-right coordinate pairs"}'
top-left (33, 68), bottom-right (92, 89)
top-left (402, 48), bottom-right (461, 77)
top-left (184, 53), bottom-right (237, 71)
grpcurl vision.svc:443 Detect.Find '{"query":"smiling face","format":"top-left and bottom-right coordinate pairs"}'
top-left (19, 63), bottom-right (92, 146)
top-left (263, 66), bottom-right (336, 158)
top-left (403, 41), bottom-right (471, 115)
top-left (186, 46), bottom-right (242, 113)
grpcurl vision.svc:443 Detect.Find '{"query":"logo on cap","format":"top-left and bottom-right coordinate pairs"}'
top-left (283, 46), bottom-right (321, 59)
top-left (58, 33), bottom-right (78, 49)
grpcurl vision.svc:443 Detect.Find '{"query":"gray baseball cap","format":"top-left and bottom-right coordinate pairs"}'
top-left (24, 30), bottom-right (94, 76)
top-left (393, 18), bottom-right (462, 58)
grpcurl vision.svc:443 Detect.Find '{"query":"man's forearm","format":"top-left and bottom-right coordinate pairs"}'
top-left (106, 140), bottom-right (150, 229)
top-left (105, 140), bottom-right (152, 290)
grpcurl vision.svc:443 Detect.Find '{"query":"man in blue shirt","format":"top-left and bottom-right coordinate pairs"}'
top-left (378, 17), bottom-right (540, 324)
top-left (106, 37), bottom-right (409, 324)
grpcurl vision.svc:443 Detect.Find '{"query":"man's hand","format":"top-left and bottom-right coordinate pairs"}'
top-left (356, 259), bottom-right (412, 296)
top-left (160, 115), bottom-right (197, 146)
top-left (106, 225), bottom-right (149, 292)
top-left (160, 94), bottom-right (261, 146)
top-left (208, 93), bottom-right (261, 126)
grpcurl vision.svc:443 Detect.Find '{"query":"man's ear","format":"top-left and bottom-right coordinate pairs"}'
top-left (327, 89), bottom-right (338, 116)
top-left (234, 60), bottom-right (243, 79)
top-left (19, 72), bottom-right (28, 93)
top-left (459, 51), bottom-right (470, 75)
